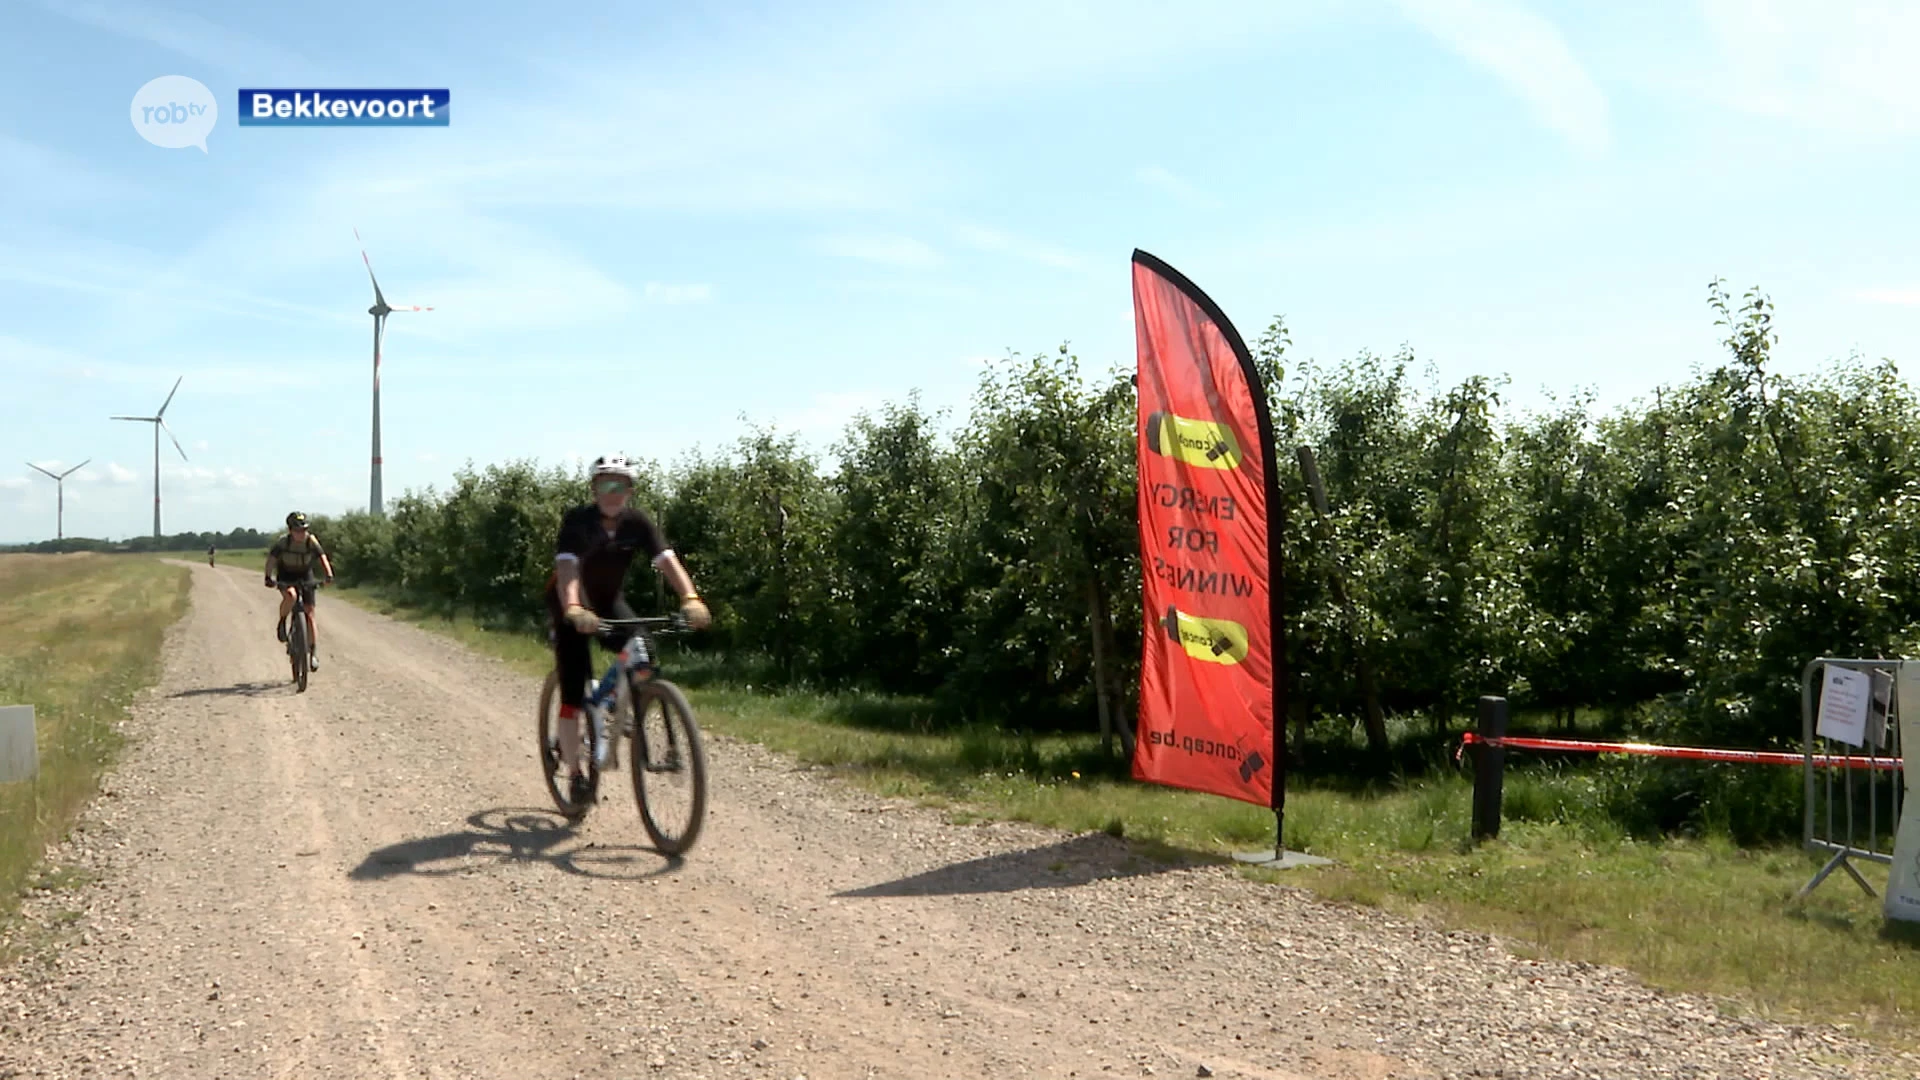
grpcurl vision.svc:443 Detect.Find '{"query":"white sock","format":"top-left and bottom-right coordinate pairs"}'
top-left (557, 710), bottom-right (582, 772)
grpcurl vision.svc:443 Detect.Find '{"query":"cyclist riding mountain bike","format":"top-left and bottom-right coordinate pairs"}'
top-left (264, 511), bottom-right (335, 670)
top-left (546, 454), bottom-right (711, 808)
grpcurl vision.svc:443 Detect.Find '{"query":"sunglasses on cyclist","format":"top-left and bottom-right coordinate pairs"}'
top-left (593, 478), bottom-right (631, 496)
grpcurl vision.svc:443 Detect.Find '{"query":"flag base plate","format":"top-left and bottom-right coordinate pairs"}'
top-left (1232, 849), bottom-right (1334, 869)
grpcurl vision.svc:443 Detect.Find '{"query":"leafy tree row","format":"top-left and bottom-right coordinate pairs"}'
top-left (306, 282), bottom-right (1920, 765)
top-left (2, 527), bottom-right (274, 554)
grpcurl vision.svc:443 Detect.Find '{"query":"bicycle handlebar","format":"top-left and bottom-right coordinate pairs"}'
top-left (594, 614), bottom-right (691, 634)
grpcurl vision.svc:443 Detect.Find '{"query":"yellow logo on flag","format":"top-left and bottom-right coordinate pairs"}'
top-left (1160, 605), bottom-right (1250, 665)
top-left (1144, 411), bottom-right (1242, 470)
top-left (1136, 407), bottom-right (1244, 466)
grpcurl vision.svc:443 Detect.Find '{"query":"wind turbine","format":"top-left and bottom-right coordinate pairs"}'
top-left (354, 228), bottom-right (432, 517)
top-left (111, 376), bottom-right (188, 539)
top-left (25, 459), bottom-right (90, 540)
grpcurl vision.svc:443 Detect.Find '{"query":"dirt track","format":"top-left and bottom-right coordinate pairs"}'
top-left (2, 561), bottom-right (1912, 1079)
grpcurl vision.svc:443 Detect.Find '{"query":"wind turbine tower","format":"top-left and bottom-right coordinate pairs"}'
top-left (354, 229), bottom-right (432, 517)
top-left (111, 376), bottom-right (189, 539)
top-left (25, 459), bottom-right (90, 540)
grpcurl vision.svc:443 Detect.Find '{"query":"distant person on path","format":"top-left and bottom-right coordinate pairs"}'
top-left (264, 512), bottom-right (334, 669)
top-left (544, 454), bottom-right (710, 807)
top-left (208, 543), bottom-right (216, 567)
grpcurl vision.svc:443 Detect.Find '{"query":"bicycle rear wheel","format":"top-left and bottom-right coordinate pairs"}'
top-left (629, 679), bottom-right (707, 855)
top-left (288, 611), bottom-right (308, 693)
top-left (536, 668), bottom-right (599, 819)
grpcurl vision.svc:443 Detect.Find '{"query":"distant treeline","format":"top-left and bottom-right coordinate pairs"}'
top-left (302, 281), bottom-right (1920, 784)
top-left (2, 527), bottom-right (275, 555)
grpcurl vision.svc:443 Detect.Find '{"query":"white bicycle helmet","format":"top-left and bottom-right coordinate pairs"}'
top-left (590, 453), bottom-right (638, 482)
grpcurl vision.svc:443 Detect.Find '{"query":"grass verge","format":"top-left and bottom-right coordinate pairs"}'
top-left (325, 582), bottom-right (1920, 1049)
top-left (212, 547), bottom-right (269, 573)
top-left (0, 553), bottom-right (191, 950)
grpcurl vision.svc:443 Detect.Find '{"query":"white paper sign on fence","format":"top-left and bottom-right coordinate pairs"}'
top-left (1817, 666), bottom-right (1872, 747)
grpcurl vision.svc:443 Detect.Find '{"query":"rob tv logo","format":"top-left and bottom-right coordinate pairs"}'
top-left (130, 76), bottom-right (218, 152)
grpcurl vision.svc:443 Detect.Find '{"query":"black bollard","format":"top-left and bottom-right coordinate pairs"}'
top-left (1471, 695), bottom-right (1509, 841)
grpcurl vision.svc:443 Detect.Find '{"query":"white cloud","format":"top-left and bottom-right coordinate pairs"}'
top-left (643, 282), bottom-right (714, 304)
top-left (829, 279), bottom-right (979, 302)
top-left (0, 134), bottom-right (141, 210)
top-left (35, 0), bottom-right (331, 81)
top-left (1695, 0), bottom-right (1920, 134)
top-left (2, 341), bottom-right (326, 395)
top-left (1396, 0), bottom-right (1611, 156)
top-left (1136, 165), bottom-right (1222, 209)
top-left (1860, 287), bottom-right (1920, 306)
top-left (952, 224), bottom-right (1088, 270)
top-left (819, 234), bottom-right (944, 270)
top-left (0, 235), bottom-right (358, 335)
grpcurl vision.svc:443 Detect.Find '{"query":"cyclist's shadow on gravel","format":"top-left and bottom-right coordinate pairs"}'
top-left (348, 807), bottom-right (685, 883)
top-left (835, 831), bottom-right (1202, 898)
top-left (169, 680), bottom-right (287, 699)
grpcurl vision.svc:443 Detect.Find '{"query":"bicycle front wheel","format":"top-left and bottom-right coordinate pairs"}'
top-left (629, 679), bottom-right (707, 855)
top-left (289, 613), bottom-right (309, 693)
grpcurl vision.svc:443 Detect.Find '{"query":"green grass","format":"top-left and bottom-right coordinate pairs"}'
top-left (211, 547), bottom-right (269, 572)
top-left (0, 553), bottom-right (190, 950)
top-left (322, 581), bottom-right (1920, 1049)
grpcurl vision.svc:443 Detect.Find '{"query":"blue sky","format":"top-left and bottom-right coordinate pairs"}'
top-left (3, 0), bottom-right (1918, 544)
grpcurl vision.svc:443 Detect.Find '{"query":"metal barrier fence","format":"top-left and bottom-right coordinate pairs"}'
top-left (1797, 657), bottom-right (1906, 901)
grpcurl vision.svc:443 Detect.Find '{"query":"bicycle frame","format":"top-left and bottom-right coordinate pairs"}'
top-left (584, 616), bottom-right (681, 703)
top-left (581, 616), bottom-right (685, 750)
top-left (284, 579), bottom-right (321, 626)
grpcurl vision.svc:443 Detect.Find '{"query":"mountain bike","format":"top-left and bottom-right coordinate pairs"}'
top-left (536, 614), bottom-right (708, 854)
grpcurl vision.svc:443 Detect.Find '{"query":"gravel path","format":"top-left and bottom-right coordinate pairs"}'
top-left (2, 561), bottom-right (1912, 1079)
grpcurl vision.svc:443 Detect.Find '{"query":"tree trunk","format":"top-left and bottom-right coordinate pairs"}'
top-left (1087, 577), bottom-right (1113, 756)
top-left (1357, 652), bottom-right (1387, 753)
top-left (1290, 698), bottom-right (1309, 767)
top-left (1086, 573), bottom-right (1132, 757)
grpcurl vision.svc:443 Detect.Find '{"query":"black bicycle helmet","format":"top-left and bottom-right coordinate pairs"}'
top-left (286, 511), bottom-right (309, 529)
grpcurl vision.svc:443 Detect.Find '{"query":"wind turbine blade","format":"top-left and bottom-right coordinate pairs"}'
top-left (27, 462), bottom-right (59, 480)
top-left (157, 375), bottom-right (183, 417)
top-left (354, 227), bottom-right (390, 308)
top-left (111, 415), bottom-right (157, 422)
top-left (162, 421), bottom-right (188, 462)
top-left (63, 459), bottom-right (91, 479)
top-left (392, 305), bottom-right (434, 312)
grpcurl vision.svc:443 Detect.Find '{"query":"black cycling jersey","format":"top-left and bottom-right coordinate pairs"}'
top-left (546, 503), bottom-right (670, 612)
